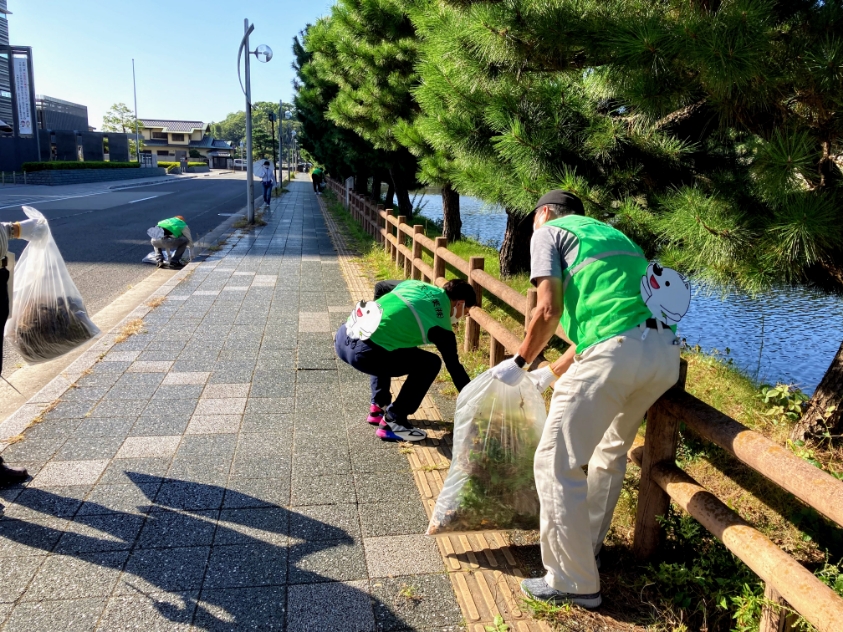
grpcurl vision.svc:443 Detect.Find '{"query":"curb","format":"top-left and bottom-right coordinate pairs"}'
top-left (0, 204), bottom-right (250, 449)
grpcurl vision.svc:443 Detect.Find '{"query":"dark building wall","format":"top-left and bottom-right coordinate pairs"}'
top-left (36, 96), bottom-right (89, 131)
top-left (23, 167), bottom-right (165, 186)
top-left (54, 130), bottom-right (77, 161)
top-left (0, 136), bottom-right (39, 171)
top-left (79, 132), bottom-right (104, 161)
top-left (107, 134), bottom-right (129, 162)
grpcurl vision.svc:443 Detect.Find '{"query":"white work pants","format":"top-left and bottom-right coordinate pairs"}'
top-left (535, 324), bottom-right (680, 594)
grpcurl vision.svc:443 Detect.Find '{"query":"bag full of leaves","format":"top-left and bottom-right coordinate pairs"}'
top-left (3, 207), bottom-right (100, 363)
top-left (427, 369), bottom-right (547, 535)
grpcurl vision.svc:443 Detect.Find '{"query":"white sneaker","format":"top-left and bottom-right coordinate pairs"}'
top-left (377, 420), bottom-right (427, 442)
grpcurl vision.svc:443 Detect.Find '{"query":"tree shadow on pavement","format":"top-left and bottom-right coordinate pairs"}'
top-left (0, 473), bottom-right (411, 630)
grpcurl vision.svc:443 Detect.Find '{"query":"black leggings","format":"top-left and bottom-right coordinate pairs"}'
top-left (334, 323), bottom-right (441, 423)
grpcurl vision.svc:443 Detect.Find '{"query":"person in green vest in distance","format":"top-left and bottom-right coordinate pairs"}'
top-left (150, 215), bottom-right (192, 269)
top-left (311, 166), bottom-right (324, 194)
top-left (491, 190), bottom-right (685, 610)
top-left (335, 278), bottom-right (477, 441)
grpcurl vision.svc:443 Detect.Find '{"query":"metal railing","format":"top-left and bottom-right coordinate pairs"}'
top-left (327, 176), bottom-right (843, 632)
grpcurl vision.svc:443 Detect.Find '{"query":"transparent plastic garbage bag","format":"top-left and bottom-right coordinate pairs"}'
top-left (3, 207), bottom-right (100, 363)
top-left (427, 369), bottom-right (547, 535)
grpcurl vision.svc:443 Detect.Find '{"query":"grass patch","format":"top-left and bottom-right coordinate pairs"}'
top-left (114, 318), bottom-right (145, 344)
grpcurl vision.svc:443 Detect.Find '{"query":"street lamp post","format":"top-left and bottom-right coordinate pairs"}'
top-left (268, 111), bottom-right (278, 192)
top-left (289, 129), bottom-right (297, 183)
top-left (237, 19), bottom-right (272, 224)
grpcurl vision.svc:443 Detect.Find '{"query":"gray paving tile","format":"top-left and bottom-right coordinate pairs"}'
top-left (78, 483), bottom-right (159, 516)
top-left (0, 436), bottom-right (65, 462)
top-left (176, 434), bottom-right (237, 458)
top-left (23, 550), bottom-right (129, 600)
top-left (8, 485), bottom-right (92, 517)
top-left (117, 546), bottom-right (211, 593)
top-left (156, 480), bottom-right (226, 511)
top-left (223, 477), bottom-right (290, 508)
top-left (0, 554), bottom-right (45, 603)
top-left (371, 574), bottom-right (463, 631)
top-left (241, 413), bottom-right (294, 434)
top-left (99, 457), bottom-right (172, 485)
top-left (287, 580), bottom-right (375, 632)
top-left (130, 414), bottom-right (191, 436)
top-left (364, 536), bottom-right (444, 578)
top-left (351, 446), bottom-right (412, 473)
top-left (215, 508), bottom-right (288, 546)
top-left (289, 539), bottom-right (368, 584)
top-left (355, 471), bottom-right (416, 504)
top-left (55, 435), bottom-right (125, 461)
top-left (358, 501), bottom-right (429, 538)
top-left (4, 597), bottom-right (105, 632)
top-left (230, 455), bottom-right (291, 479)
top-left (203, 543), bottom-right (287, 588)
top-left (74, 416), bottom-right (135, 438)
top-left (194, 586), bottom-right (285, 631)
top-left (291, 474), bottom-right (356, 506)
top-left (289, 504), bottom-right (362, 543)
top-left (137, 509), bottom-right (218, 549)
top-left (293, 450), bottom-right (351, 477)
top-left (46, 399), bottom-right (97, 419)
top-left (89, 399), bottom-right (149, 417)
top-left (98, 591), bottom-right (196, 631)
top-left (54, 513), bottom-right (145, 553)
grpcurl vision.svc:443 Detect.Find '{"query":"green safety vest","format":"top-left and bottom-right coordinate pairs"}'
top-left (545, 216), bottom-right (652, 353)
top-left (157, 217), bottom-right (187, 238)
top-left (368, 280), bottom-right (452, 351)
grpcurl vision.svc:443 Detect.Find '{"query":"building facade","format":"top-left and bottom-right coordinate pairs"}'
top-left (138, 119), bottom-right (233, 168)
top-left (0, 0), bottom-right (12, 126)
top-left (36, 95), bottom-right (88, 131)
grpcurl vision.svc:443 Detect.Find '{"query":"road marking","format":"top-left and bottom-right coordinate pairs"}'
top-left (129, 196), bottom-right (159, 204)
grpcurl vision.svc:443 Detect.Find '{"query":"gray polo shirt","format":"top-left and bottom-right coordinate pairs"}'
top-left (530, 222), bottom-right (580, 285)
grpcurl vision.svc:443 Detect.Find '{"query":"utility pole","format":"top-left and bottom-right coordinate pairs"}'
top-left (269, 111), bottom-right (278, 191)
top-left (243, 19), bottom-right (255, 223)
top-left (278, 99), bottom-right (284, 185)
top-left (132, 59), bottom-right (140, 162)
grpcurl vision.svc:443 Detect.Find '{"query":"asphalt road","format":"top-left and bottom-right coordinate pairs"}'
top-left (1, 175), bottom-right (262, 377)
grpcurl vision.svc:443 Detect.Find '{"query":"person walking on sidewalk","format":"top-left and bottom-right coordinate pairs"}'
top-left (311, 166), bottom-right (324, 194)
top-left (259, 160), bottom-right (275, 206)
top-left (150, 215), bottom-right (192, 269)
top-left (491, 190), bottom-right (683, 610)
top-left (335, 279), bottom-right (475, 442)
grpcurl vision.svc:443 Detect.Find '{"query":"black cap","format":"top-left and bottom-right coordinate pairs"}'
top-left (533, 190), bottom-right (585, 215)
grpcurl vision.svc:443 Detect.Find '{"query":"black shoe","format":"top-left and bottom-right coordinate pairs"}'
top-left (156, 260), bottom-right (168, 269)
top-left (0, 458), bottom-right (28, 487)
top-left (169, 261), bottom-right (185, 269)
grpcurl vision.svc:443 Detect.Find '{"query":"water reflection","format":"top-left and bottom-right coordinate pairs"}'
top-left (417, 192), bottom-right (843, 393)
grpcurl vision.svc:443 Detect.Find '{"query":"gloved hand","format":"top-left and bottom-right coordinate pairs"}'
top-left (16, 218), bottom-right (48, 241)
top-left (528, 366), bottom-right (557, 391)
top-left (491, 357), bottom-right (527, 386)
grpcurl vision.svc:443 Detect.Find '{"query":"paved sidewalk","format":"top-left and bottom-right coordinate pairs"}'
top-left (0, 182), bottom-right (462, 631)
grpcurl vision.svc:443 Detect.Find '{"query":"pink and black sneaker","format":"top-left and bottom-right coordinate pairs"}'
top-left (366, 404), bottom-right (385, 425)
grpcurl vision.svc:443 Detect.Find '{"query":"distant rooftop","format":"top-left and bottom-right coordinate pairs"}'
top-left (138, 119), bottom-right (207, 133)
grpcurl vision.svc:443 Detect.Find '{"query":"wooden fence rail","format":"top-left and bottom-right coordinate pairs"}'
top-left (326, 177), bottom-right (843, 632)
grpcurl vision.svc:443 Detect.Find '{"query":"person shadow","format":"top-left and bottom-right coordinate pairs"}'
top-left (0, 472), bottom-right (410, 630)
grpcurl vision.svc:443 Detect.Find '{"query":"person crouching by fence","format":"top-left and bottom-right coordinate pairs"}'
top-left (335, 279), bottom-right (475, 442)
top-left (149, 215), bottom-right (191, 269)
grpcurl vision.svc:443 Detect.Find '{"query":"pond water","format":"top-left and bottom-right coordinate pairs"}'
top-left (415, 192), bottom-right (843, 394)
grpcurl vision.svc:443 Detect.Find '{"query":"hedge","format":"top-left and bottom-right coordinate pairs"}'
top-left (22, 161), bottom-right (140, 172)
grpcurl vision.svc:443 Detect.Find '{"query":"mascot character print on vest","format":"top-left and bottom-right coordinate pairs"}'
top-left (640, 261), bottom-right (691, 327)
top-left (347, 300), bottom-right (384, 340)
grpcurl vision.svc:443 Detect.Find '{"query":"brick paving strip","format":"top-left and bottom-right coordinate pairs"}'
top-left (317, 196), bottom-right (552, 632)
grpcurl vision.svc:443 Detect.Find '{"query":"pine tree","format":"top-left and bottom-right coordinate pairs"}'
top-left (416, 0), bottom-right (843, 435)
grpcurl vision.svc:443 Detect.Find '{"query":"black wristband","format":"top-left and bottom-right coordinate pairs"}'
top-left (513, 355), bottom-right (526, 369)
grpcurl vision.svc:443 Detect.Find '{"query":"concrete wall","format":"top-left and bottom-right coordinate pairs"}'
top-left (23, 167), bottom-right (165, 186)
top-left (186, 165), bottom-right (210, 173)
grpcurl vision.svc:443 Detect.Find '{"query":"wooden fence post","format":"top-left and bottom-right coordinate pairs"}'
top-left (489, 337), bottom-right (505, 368)
top-left (761, 584), bottom-right (798, 632)
top-left (396, 216), bottom-right (407, 271)
top-left (433, 237), bottom-right (447, 285)
top-left (411, 226), bottom-right (424, 281)
top-left (633, 363), bottom-right (688, 560)
top-left (465, 256), bottom-right (484, 352)
top-left (384, 209), bottom-right (393, 255)
top-left (376, 204), bottom-right (384, 244)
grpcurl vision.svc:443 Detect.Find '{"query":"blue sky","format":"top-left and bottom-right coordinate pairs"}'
top-left (8, 0), bottom-right (334, 130)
